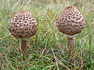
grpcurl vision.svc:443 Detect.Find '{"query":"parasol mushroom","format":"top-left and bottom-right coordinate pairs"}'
top-left (8, 10), bottom-right (38, 55)
top-left (56, 6), bottom-right (86, 60)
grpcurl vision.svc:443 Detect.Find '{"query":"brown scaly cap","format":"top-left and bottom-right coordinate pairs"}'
top-left (56, 6), bottom-right (86, 36)
top-left (8, 10), bottom-right (38, 39)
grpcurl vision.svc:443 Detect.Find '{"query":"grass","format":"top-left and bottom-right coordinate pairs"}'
top-left (0, 0), bottom-right (94, 70)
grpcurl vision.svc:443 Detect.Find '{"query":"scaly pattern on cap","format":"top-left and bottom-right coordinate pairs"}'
top-left (8, 10), bottom-right (38, 39)
top-left (56, 6), bottom-right (86, 36)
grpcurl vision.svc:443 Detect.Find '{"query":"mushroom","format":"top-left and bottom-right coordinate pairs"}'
top-left (8, 10), bottom-right (38, 55)
top-left (56, 6), bottom-right (86, 59)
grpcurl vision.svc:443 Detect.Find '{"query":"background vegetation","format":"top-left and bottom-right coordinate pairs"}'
top-left (0, 0), bottom-right (94, 70)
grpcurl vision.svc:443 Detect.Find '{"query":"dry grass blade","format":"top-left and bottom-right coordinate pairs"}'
top-left (51, 47), bottom-right (59, 70)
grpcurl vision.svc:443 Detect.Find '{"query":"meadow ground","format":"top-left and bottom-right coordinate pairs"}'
top-left (0, 0), bottom-right (94, 70)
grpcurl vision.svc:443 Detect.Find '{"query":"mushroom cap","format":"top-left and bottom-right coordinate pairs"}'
top-left (56, 6), bottom-right (86, 36)
top-left (8, 10), bottom-right (38, 39)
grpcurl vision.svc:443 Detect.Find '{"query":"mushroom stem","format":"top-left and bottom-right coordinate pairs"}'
top-left (67, 37), bottom-right (75, 56)
top-left (21, 39), bottom-right (28, 55)
top-left (67, 37), bottom-right (76, 65)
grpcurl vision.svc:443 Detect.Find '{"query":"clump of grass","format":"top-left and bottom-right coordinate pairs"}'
top-left (0, 0), bottom-right (94, 70)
